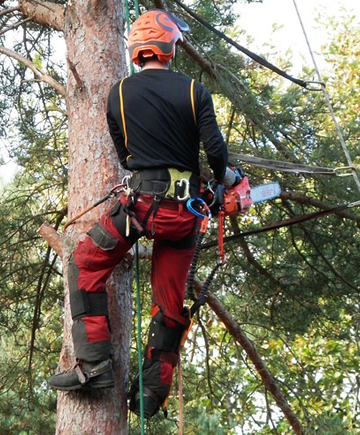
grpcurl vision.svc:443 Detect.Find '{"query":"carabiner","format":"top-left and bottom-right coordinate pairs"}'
top-left (305, 80), bottom-right (325, 92)
top-left (334, 166), bottom-right (356, 177)
top-left (186, 198), bottom-right (212, 220)
top-left (176, 178), bottom-right (191, 201)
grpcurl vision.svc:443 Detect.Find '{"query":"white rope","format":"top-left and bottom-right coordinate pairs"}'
top-left (292, 0), bottom-right (360, 194)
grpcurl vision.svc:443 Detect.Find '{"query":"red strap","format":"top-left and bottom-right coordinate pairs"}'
top-left (150, 305), bottom-right (160, 318)
top-left (218, 211), bottom-right (225, 264)
top-left (200, 215), bottom-right (209, 233)
top-left (178, 355), bottom-right (184, 435)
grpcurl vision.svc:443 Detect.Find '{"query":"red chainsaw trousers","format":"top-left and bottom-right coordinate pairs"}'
top-left (69, 196), bottom-right (197, 385)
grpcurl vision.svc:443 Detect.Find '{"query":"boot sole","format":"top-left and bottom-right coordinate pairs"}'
top-left (50, 384), bottom-right (83, 391)
top-left (50, 381), bottom-right (115, 391)
top-left (83, 381), bottom-right (115, 390)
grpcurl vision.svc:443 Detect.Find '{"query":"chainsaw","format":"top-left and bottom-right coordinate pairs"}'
top-left (203, 167), bottom-right (281, 216)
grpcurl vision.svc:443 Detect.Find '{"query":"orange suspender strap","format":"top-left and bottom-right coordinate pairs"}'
top-left (119, 79), bottom-right (127, 146)
top-left (190, 78), bottom-right (197, 124)
top-left (119, 79), bottom-right (132, 162)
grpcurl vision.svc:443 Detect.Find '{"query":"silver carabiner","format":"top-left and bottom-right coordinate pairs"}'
top-left (305, 80), bottom-right (325, 91)
top-left (334, 166), bottom-right (356, 177)
top-left (176, 178), bottom-right (190, 201)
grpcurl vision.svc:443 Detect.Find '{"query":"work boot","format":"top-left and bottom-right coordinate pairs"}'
top-left (129, 359), bottom-right (172, 418)
top-left (49, 359), bottom-right (114, 391)
top-left (129, 383), bottom-right (162, 419)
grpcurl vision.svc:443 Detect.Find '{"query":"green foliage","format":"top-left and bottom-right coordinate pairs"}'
top-left (0, 6), bottom-right (67, 432)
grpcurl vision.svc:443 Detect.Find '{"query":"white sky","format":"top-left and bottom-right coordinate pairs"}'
top-left (236, 0), bottom-right (360, 73)
top-left (1, 0), bottom-right (359, 184)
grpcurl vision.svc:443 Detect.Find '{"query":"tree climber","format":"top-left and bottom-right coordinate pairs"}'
top-left (49, 9), bottom-right (237, 418)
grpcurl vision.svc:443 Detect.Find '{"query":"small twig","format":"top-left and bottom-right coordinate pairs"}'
top-left (0, 17), bottom-right (32, 36)
top-left (67, 57), bottom-right (84, 91)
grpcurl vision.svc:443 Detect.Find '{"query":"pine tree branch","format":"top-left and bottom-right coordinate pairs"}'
top-left (281, 191), bottom-right (360, 224)
top-left (201, 284), bottom-right (306, 435)
top-left (17, 0), bottom-right (65, 32)
top-left (283, 200), bottom-right (359, 292)
top-left (0, 45), bottom-right (66, 96)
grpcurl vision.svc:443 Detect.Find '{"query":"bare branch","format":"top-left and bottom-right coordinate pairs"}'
top-left (0, 7), bottom-right (19, 17)
top-left (0, 45), bottom-right (66, 96)
top-left (18, 0), bottom-right (65, 32)
top-left (38, 221), bottom-right (63, 259)
top-left (67, 57), bottom-right (84, 91)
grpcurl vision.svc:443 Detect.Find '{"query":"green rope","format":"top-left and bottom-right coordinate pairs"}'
top-left (124, 0), bottom-right (144, 432)
top-left (124, 0), bottom-right (135, 76)
top-left (134, 0), bottom-right (140, 17)
top-left (135, 241), bottom-right (145, 434)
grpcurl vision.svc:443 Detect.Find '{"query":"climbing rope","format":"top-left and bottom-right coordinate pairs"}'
top-left (134, 240), bottom-right (144, 434)
top-left (292, 0), bottom-right (360, 194)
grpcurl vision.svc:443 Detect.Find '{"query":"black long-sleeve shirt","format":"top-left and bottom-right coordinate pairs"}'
top-left (107, 69), bottom-right (228, 180)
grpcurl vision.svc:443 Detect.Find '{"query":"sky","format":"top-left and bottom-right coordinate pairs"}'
top-left (236, 0), bottom-right (360, 73)
top-left (1, 0), bottom-right (360, 184)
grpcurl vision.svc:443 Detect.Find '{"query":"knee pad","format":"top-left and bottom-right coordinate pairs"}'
top-left (68, 255), bottom-right (111, 362)
top-left (68, 255), bottom-right (109, 320)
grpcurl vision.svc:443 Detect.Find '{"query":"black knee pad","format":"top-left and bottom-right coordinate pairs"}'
top-left (68, 255), bottom-right (109, 320)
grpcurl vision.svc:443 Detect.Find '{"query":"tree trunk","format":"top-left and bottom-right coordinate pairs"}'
top-left (55, 0), bottom-right (130, 433)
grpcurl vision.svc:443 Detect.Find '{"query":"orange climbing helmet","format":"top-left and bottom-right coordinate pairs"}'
top-left (128, 10), bottom-right (189, 65)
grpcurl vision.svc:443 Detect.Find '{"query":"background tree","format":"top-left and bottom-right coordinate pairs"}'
top-left (1, 0), bottom-right (360, 434)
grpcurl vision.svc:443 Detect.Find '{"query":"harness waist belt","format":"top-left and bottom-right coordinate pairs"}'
top-left (137, 196), bottom-right (182, 211)
top-left (129, 168), bottom-right (200, 199)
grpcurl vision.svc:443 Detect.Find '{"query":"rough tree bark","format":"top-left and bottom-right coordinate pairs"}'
top-left (59, 0), bottom-right (130, 433)
top-left (17, 0), bottom-right (131, 433)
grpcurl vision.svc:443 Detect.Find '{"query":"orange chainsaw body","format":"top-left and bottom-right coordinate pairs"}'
top-left (223, 176), bottom-right (253, 215)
